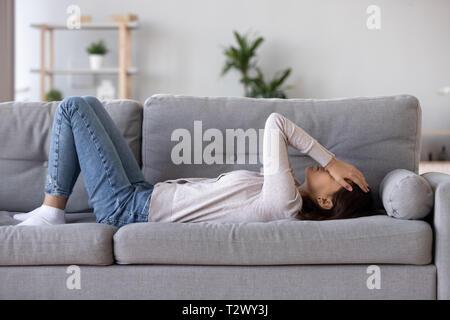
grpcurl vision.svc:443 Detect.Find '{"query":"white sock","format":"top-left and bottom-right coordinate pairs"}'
top-left (14, 206), bottom-right (46, 221)
top-left (16, 205), bottom-right (66, 226)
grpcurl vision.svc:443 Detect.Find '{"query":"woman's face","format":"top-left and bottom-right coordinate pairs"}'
top-left (304, 166), bottom-right (343, 209)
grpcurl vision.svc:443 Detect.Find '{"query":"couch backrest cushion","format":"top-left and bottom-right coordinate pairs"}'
top-left (143, 94), bottom-right (422, 210)
top-left (0, 99), bottom-right (143, 213)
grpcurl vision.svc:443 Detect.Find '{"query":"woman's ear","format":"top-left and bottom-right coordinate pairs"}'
top-left (316, 195), bottom-right (333, 210)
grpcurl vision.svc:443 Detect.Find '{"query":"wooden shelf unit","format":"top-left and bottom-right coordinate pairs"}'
top-left (419, 161), bottom-right (450, 175)
top-left (31, 17), bottom-right (138, 101)
top-left (30, 22), bottom-right (139, 30)
top-left (31, 68), bottom-right (138, 75)
top-left (422, 130), bottom-right (450, 136)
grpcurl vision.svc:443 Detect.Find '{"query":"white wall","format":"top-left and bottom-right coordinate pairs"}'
top-left (15, 0), bottom-right (450, 135)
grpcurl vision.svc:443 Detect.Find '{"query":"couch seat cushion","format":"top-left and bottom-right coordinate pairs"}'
top-left (0, 211), bottom-right (116, 266)
top-left (113, 215), bottom-right (432, 265)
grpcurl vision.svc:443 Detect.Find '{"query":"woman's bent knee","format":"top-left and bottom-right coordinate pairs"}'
top-left (59, 96), bottom-right (92, 117)
top-left (265, 112), bottom-right (284, 129)
top-left (61, 96), bottom-right (84, 107)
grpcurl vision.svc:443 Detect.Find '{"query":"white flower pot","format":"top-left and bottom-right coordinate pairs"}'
top-left (89, 54), bottom-right (104, 70)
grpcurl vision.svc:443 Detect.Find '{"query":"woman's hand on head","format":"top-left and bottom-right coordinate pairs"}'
top-left (324, 157), bottom-right (370, 193)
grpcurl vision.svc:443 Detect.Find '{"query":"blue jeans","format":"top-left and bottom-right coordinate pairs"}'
top-left (45, 96), bottom-right (153, 227)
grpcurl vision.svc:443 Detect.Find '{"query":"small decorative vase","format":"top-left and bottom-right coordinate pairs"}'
top-left (89, 54), bottom-right (104, 70)
top-left (438, 145), bottom-right (448, 161)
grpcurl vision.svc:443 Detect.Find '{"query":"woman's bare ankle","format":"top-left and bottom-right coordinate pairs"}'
top-left (43, 194), bottom-right (68, 211)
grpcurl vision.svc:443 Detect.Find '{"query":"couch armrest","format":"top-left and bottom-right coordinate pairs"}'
top-left (422, 172), bottom-right (450, 300)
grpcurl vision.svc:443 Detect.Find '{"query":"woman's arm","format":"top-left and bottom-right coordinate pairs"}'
top-left (265, 113), bottom-right (335, 168)
top-left (261, 113), bottom-right (335, 217)
top-left (262, 113), bottom-right (370, 199)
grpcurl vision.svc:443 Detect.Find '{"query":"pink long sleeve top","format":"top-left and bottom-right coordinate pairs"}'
top-left (148, 113), bottom-right (335, 223)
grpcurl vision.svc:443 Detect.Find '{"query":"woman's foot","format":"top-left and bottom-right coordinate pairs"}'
top-left (14, 205), bottom-right (48, 221)
top-left (14, 205), bottom-right (66, 226)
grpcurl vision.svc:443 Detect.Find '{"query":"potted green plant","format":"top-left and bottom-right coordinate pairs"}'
top-left (45, 89), bottom-right (63, 102)
top-left (221, 31), bottom-right (263, 96)
top-left (222, 31), bottom-right (292, 99)
top-left (86, 40), bottom-right (108, 70)
top-left (247, 67), bottom-right (292, 99)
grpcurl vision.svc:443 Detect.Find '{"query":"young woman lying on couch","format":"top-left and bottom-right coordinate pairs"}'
top-left (14, 96), bottom-right (372, 227)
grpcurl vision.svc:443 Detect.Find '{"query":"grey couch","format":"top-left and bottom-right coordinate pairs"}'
top-left (0, 94), bottom-right (448, 300)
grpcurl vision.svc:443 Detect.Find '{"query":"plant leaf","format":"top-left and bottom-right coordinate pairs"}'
top-left (270, 68), bottom-right (291, 90)
top-left (249, 37), bottom-right (264, 55)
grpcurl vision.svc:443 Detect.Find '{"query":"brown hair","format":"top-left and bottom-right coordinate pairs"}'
top-left (296, 181), bottom-right (374, 221)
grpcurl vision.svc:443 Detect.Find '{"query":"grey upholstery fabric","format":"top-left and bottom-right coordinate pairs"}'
top-left (422, 172), bottom-right (450, 300)
top-left (113, 215), bottom-right (432, 265)
top-left (0, 100), bottom-right (143, 213)
top-left (0, 211), bottom-right (115, 266)
top-left (379, 169), bottom-right (434, 219)
top-left (143, 94), bottom-right (422, 211)
top-left (0, 264), bottom-right (436, 300)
